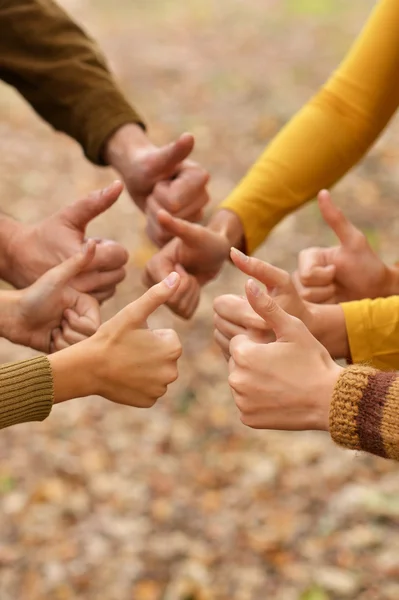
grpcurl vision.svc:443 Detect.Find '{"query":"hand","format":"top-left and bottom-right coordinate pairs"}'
top-left (214, 248), bottom-right (349, 359)
top-left (7, 241), bottom-right (100, 353)
top-left (104, 124), bottom-right (209, 246)
top-left (3, 181), bottom-right (128, 303)
top-left (228, 279), bottom-right (343, 431)
top-left (295, 190), bottom-right (397, 303)
top-left (49, 272), bottom-right (183, 408)
top-left (214, 247), bottom-right (313, 358)
top-left (143, 210), bottom-right (231, 318)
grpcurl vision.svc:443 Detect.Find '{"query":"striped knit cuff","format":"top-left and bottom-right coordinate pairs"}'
top-left (0, 356), bottom-right (54, 431)
top-left (329, 364), bottom-right (399, 461)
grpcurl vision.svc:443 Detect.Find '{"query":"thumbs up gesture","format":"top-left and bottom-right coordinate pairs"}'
top-left (295, 190), bottom-right (397, 303)
top-left (228, 279), bottom-right (343, 432)
top-left (50, 272), bottom-right (183, 408)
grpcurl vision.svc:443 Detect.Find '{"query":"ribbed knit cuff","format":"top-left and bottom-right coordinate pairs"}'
top-left (330, 364), bottom-right (399, 461)
top-left (0, 356), bottom-right (54, 431)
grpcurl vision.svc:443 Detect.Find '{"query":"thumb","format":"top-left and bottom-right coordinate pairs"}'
top-left (150, 133), bottom-right (194, 178)
top-left (318, 189), bottom-right (360, 247)
top-left (41, 240), bottom-right (96, 288)
top-left (61, 180), bottom-right (124, 230)
top-left (157, 209), bottom-right (203, 247)
top-left (230, 248), bottom-right (288, 290)
top-left (119, 271), bottom-right (181, 326)
top-left (245, 279), bottom-right (300, 341)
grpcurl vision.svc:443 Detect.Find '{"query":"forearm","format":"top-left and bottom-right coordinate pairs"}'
top-left (0, 0), bottom-right (144, 164)
top-left (309, 303), bottom-right (349, 359)
top-left (48, 342), bottom-right (94, 404)
top-left (219, 0), bottom-right (399, 254)
top-left (330, 365), bottom-right (399, 461)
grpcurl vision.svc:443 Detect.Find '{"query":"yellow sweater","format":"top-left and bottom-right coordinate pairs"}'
top-left (221, 0), bottom-right (399, 370)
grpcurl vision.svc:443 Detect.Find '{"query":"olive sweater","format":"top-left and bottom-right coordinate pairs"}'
top-left (0, 0), bottom-right (144, 164)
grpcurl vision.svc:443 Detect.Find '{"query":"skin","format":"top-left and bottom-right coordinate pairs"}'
top-left (295, 190), bottom-right (399, 303)
top-left (48, 273), bottom-right (183, 409)
top-left (214, 249), bottom-right (349, 360)
top-left (104, 124), bottom-right (210, 247)
top-left (0, 181), bottom-right (128, 303)
top-left (0, 241), bottom-right (100, 354)
top-left (228, 279), bottom-right (343, 432)
top-left (143, 209), bottom-right (243, 318)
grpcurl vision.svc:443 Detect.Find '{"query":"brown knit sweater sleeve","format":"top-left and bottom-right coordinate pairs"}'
top-left (0, 356), bottom-right (53, 430)
top-left (330, 364), bottom-right (399, 461)
top-left (0, 0), bottom-right (144, 164)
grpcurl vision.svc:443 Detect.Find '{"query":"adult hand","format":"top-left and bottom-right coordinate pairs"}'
top-left (295, 190), bottom-right (396, 303)
top-left (213, 248), bottom-right (313, 358)
top-left (143, 210), bottom-right (231, 318)
top-left (4, 181), bottom-right (128, 303)
top-left (228, 279), bottom-right (343, 431)
top-left (12, 240), bottom-right (100, 354)
top-left (49, 272), bottom-right (183, 408)
top-left (104, 125), bottom-right (210, 246)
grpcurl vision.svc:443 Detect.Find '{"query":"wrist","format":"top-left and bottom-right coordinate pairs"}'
top-left (207, 209), bottom-right (246, 252)
top-left (0, 215), bottom-right (23, 282)
top-left (383, 264), bottom-right (399, 296)
top-left (0, 289), bottom-right (26, 344)
top-left (308, 303), bottom-right (349, 359)
top-left (103, 123), bottom-right (153, 172)
top-left (48, 340), bottom-right (98, 404)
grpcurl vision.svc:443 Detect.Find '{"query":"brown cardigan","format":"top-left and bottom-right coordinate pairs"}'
top-left (0, 0), bottom-right (143, 164)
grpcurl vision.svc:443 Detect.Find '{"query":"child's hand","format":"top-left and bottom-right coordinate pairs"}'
top-left (295, 190), bottom-right (397, 303)
top-left (143, 210), bottom-right (231, 319)
top-left (15, 241), bottom-right (100, 353)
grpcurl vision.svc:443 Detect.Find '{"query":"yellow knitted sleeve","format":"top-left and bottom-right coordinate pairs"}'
top-left (220, 0), bottom-right (399, 253)
top-left (0, 356), bottom-right (54, 430)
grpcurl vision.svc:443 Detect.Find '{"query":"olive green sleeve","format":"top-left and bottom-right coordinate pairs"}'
top-left (0, 0), bottom-right (144, 164)
top-left (0, 356), bottom-right (53, 430)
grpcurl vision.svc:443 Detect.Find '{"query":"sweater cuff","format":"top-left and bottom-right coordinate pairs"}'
top-left (330, 364), bottom-right (399, 460)
top-left (76, 90), bottom-right (145, 165)
top-left (0, 356), bottom-right (54, 431)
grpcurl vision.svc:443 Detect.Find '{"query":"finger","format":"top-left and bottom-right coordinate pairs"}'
top-left (230, 248), bottom-right (289, 289)
top-left (73, 267), bottom-right (126, 295)
top-left (91, 286), bottom-right (116, 304)
top-left (164, 267), bottom-right (200, 319)
top-left (214, 313), bottom-right (246, 341)
top-left (297, 282), bottom-right (337, 304)
top-left (51, 328), bottom-right (71, 352)
top-left (82, 239), bottom-right (129, 273)
top-left (150, 133), bottom-right (195, 179)
top-left (40, 240), bottom-right (97, 288)
top-left (214, 328), bottom-right (231, 360)
top-left (60, 320), bottom-right (89, 345)
top-left (116, 271), bottom-right (181, 326)
top-left (245, 279), bottom-right (300, 341)
top-left (64, 308), bottom-right (100, 336)
top-left (317, 190), bottom-right (362, 247)
top-left (61, 180), bottom-right (124, 230)
top-left (156, 209), bottom-right (204, 247)
top-left (297, 247), bottom-right (336, 285)
top-left (213, 294), bottom-right (269, 331)
top-left (152, 167), bottom-right (209, 214)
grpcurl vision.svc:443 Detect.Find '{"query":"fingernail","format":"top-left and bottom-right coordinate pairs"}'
top-left (104, 180), bottom-right (120, 194)
top-left (231, 247), bottom-right (248, 261)
top-left (248, 279), bottom-right (261, 297)
top-left (164, 272), bottom-right (179, 288)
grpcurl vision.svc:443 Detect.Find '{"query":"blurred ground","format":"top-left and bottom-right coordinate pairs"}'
top-left (1, 1), bottom-right (399, 598)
